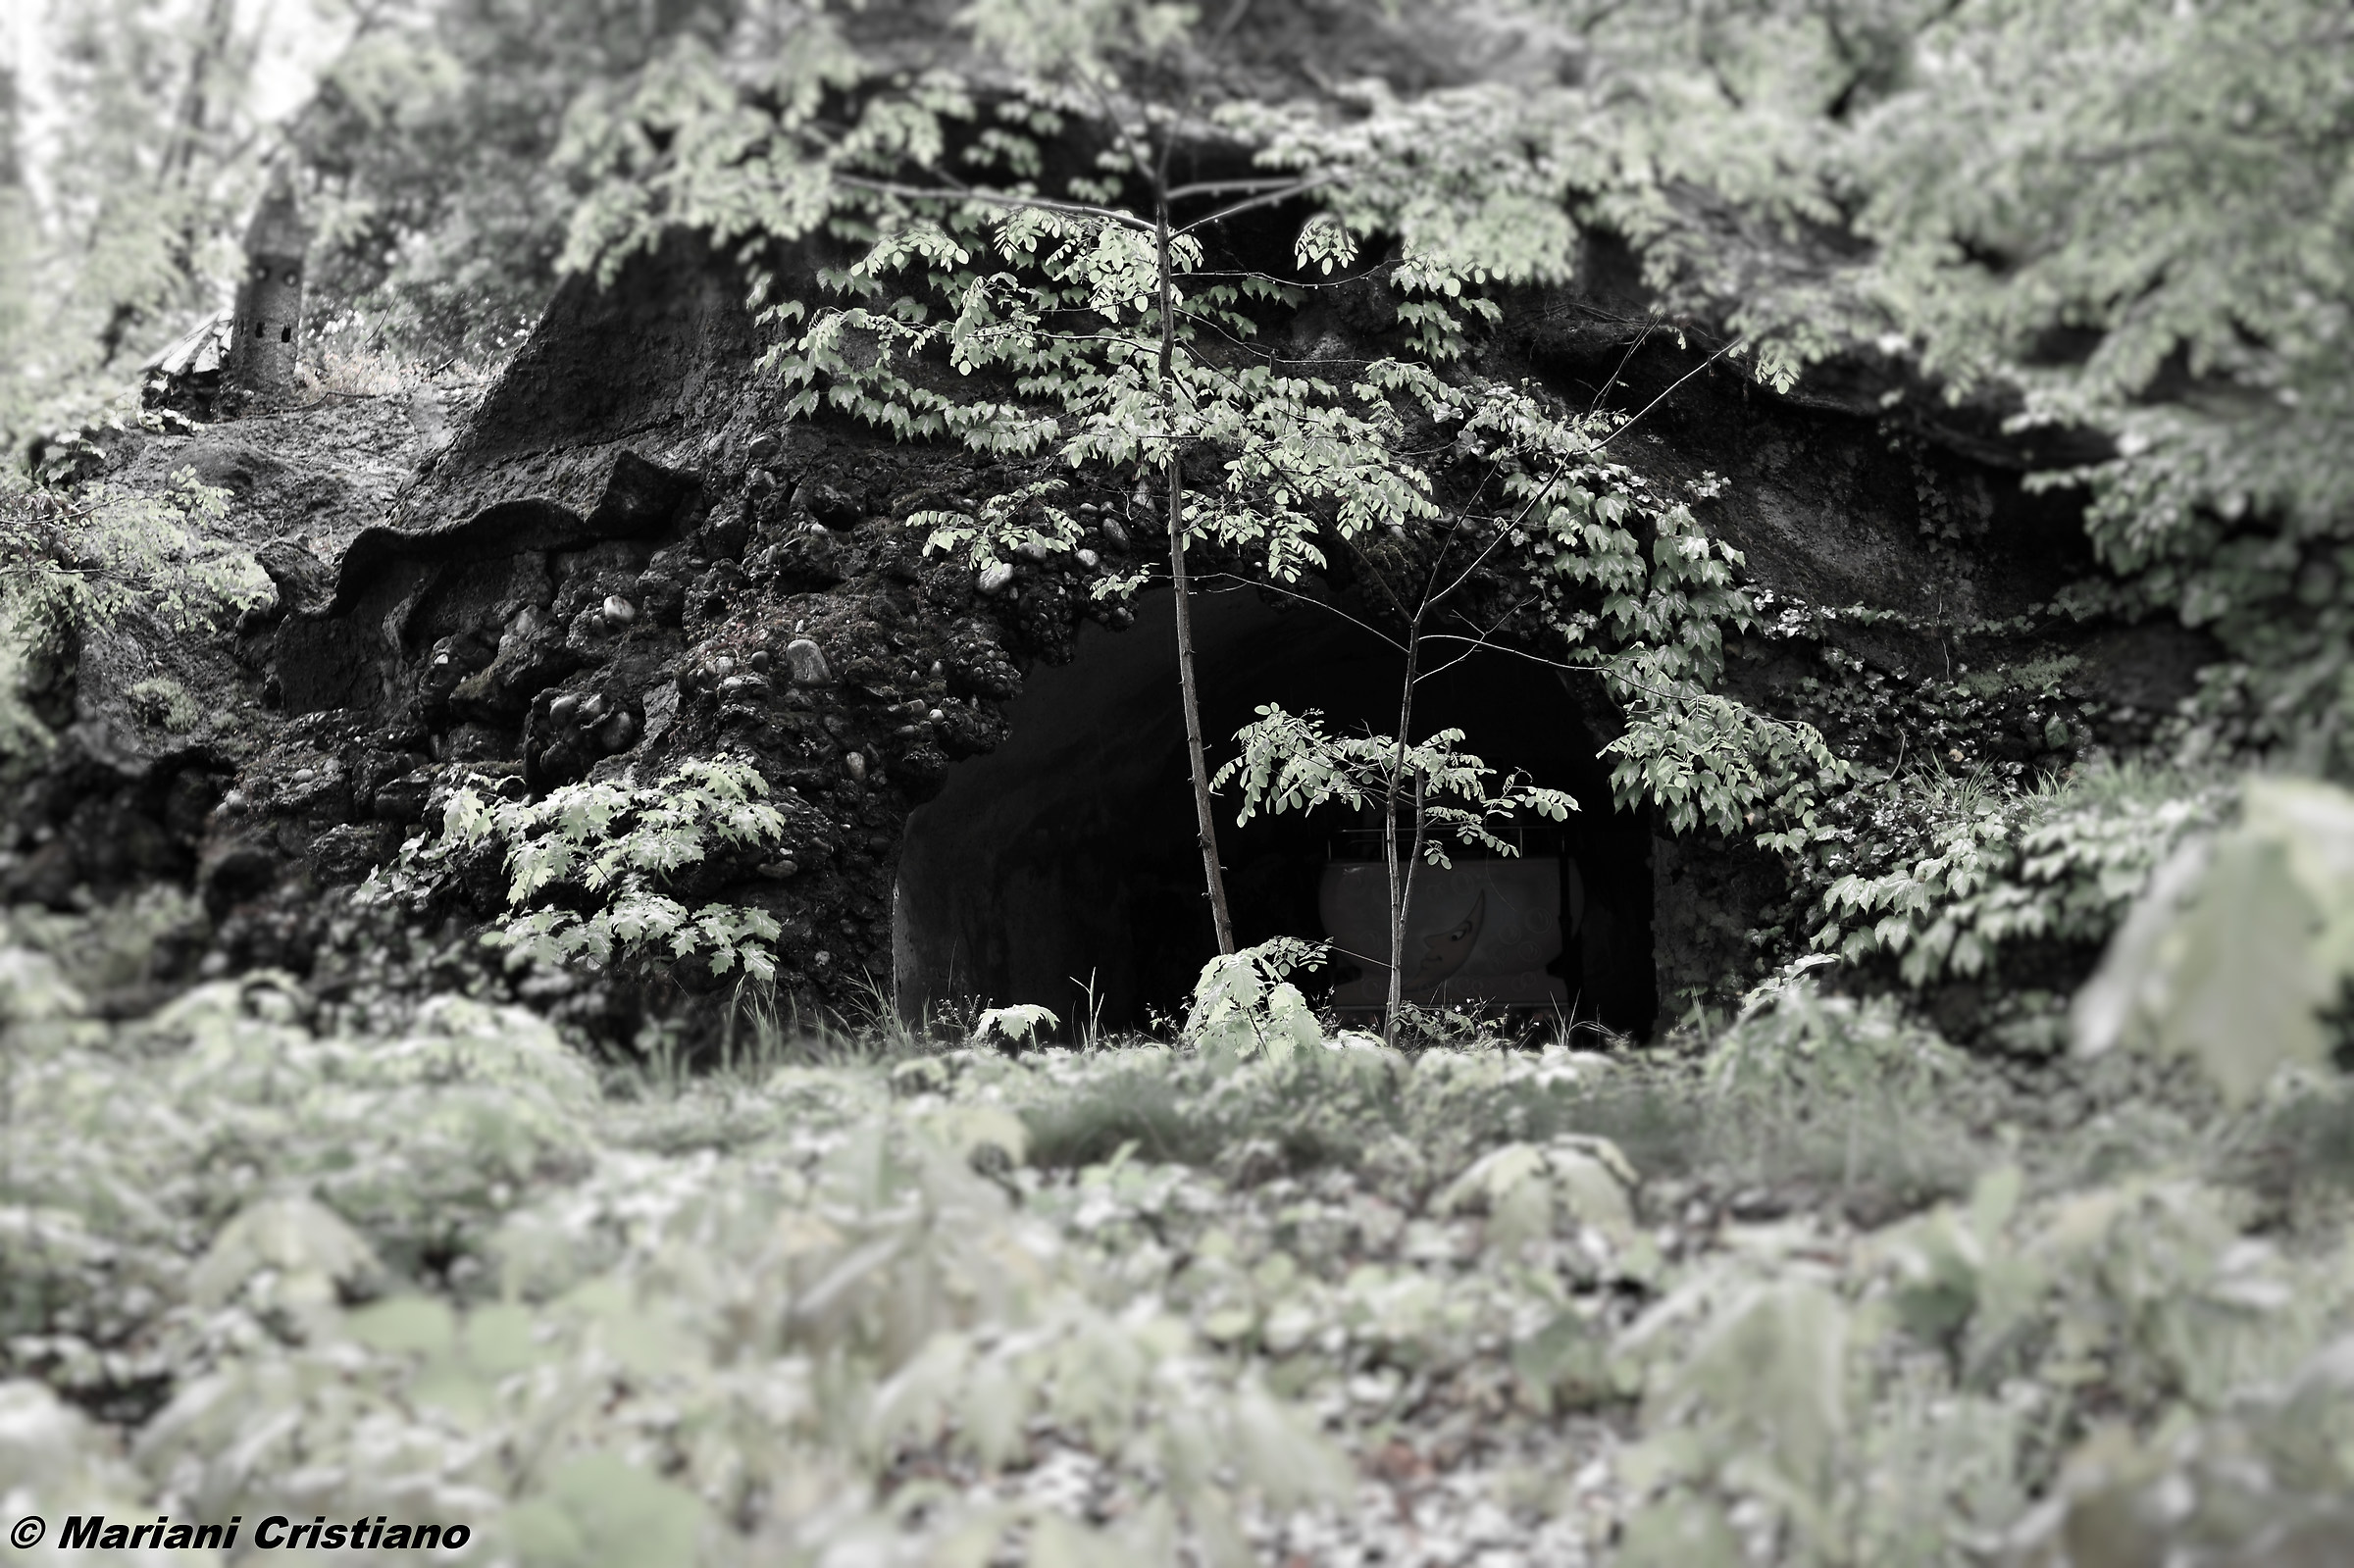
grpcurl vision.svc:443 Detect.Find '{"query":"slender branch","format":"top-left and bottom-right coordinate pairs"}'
top-left (1413, 596), bottom-right (1543, 682)
top-left (1415, 633), bottom-right (1690, 700)
top-left (1154, 130), bottom-right (1237, 956)
top-left (1165, 175), bottom-right (1305, 201)
top-left (1194, 571), bottom-right (1407, 651)
top-left (1422, 450), bottom-right (1589, 610)
top-left (1383, 592), bottom-right (1425, 1044)
top-left (1080, 72), bottom-right (1159, 206)
top-left (1174, 174), bottom-right (1338, 235)
top-left (1395, 334), bottom-right (1742, 632)
top-left (832, 175), bottom-right (1157, 233)
top-left (1587, 333), bottom-right (1750, 451)
top-left (1185, 266), bottom-right (1403, 292)
top-left (1585, 320), bottom-right (1657, 421)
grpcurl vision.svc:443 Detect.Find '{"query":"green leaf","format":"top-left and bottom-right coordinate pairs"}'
top-left (1617, 1491), bottom-right (1742, 1568)
top-left (2155, 833), bottom-right (2328, 1103)
top-left (190, 1194), bottom-right (380, 1310)
top-left (2077, 818), bottom-right (2330, 1105)
top-left (1666, 1281), bottom-right (1849, 1495)
top-left (977, 1003), bottom-right (1058, 1044)
top-left (506, 1453), bottom-right (705, 1568)
top-left (345, 1294), bottom-right (455, 1357)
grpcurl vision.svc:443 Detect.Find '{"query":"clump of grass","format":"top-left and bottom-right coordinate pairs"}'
top-left (1017, 1053), bottom-right (1219, 1168)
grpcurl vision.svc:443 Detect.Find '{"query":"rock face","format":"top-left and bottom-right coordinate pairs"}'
top-left (9, 221), bottom-right (2214, 1042)
top-left (283, 225), bottom-right (2185, 1034)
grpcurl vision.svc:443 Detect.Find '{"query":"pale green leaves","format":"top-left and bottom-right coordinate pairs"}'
top-left (1235, 82), bottom-right (1599, 289)
top-left (190, 1194), bottom-right (382, 1317)
top-left (1813, 764), bottom-right (2228, 990)
top-left (506, 1453), bottom-right (703, 1568)
top-left (1621, 1278), bottom-right (1854, 1562)
top-left (1680, 1281), bottom-right (1851, 1495)
top-left (1606, 684), bottom-right (1842, 847)
top-left (1436, 1135), bottom-right (1640, 1251)
top-left (954, 0), bottom-right (1197, 80)
top-left (1184, 943), bottom-right (1327, 1065)
top-left (2004, 1329), bottom-right (2354, 1567)
top-left (1510, 464), bottom-right (1842, 849)
top-left (112, 1068), bottom-right (1355, 1568)
top-left (2075, 776), bottom-right (2354, 1103)
top-left (914, 1101), bottom-right (1033, 1168)
top-left (1871, 1164), bottom-right (2041, 1378)
top-left (557, 28), bottom-right (863, 284)
top-left (345, 1294), bottom-right (545, 1428)
top-left (975, 1002), bottom-right (1059, 1045)
top-left (915, 479), bottom-right (1081, 570)
top-left (1618, 1489), bottom-right (1744, 1568)
top-left (1217, 703), bottom-right (1577, 862)
top-left (1293, 212), bottom-right (1358, 276)
top-left (378, 757), bottom-right (793, 985)
top-left (1, 468), bottom-right (269, 642)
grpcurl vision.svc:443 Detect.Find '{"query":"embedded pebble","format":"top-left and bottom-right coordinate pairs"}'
top-left (785, 638), bottom-right (832, 686)
top-left (602, 594), bottom-right (637, 626)
top-left (977, 563), bottom-right (1016, 595)
top-left (1100, 517), bottom-right (1130, 546)
top-left (548, 693), bottom-right (580, 724)
top-left (596, 710), bottom-right (638, 753)
top-left (1015, 538), bottom-right (1052, 562)
top-left (1076, 548), bottom-right (1100, 568)
top-left (844, 751), bottom-right (867, 783)
top-left (758, 859), bottom-right (799, 880)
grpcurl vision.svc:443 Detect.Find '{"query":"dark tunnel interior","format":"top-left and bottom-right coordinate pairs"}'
top-left (893, 585), bottom-right (1657, 1037)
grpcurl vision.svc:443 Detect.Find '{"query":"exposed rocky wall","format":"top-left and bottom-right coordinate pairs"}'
top-left (6, 222), bottom-right (2218, 1041)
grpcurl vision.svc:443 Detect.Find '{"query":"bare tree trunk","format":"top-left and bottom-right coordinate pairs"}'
top-left (162, 0), bottom-right (235, 192)
top-left (98, 0), bottom-right (236, 365)
top-left (1156, 198), bottom-right (1235, 956)
top-left (1383, 611), bottom-right (1425, 1044)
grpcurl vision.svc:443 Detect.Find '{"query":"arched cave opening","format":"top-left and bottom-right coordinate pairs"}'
top-left (894, 586), bottom-right (1658, 1037)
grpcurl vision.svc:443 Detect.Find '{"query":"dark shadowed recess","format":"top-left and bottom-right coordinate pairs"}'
top-left (894, 585), bottom-right (1656, 1037)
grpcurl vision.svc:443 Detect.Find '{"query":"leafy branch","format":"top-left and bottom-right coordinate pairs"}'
top-left (369, 757), bottom-right (792, 985)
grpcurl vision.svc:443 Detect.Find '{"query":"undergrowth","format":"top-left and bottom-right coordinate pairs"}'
top-left (10, 777), bottom-right (2354, 1564)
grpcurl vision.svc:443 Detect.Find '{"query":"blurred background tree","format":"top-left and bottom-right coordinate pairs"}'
top-left (0, 0), bottom-right (741, 454)
top-left (283, 0), bottom-right (740, 362)
top-left (4, 0), bottom-right (276, 448)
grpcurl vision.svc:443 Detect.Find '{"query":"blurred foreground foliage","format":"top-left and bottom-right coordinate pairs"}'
top-left (6, 773), bottom-right (2354, 1565)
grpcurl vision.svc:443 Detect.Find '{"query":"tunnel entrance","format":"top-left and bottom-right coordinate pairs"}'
top-left (893, 585), bottom-right (1658, 1037)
